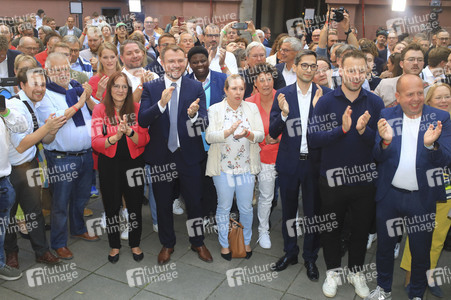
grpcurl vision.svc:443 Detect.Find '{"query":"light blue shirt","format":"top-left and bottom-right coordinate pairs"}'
top-left (36, 85), bottom-right (92, 152)
top-left (7, 90), bottom-right (39, 165)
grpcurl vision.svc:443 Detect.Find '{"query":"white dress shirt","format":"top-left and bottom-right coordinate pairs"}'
top-left (210, 51), bottom-right (238, 74)
top-left (282, 64), bottom-right (297, 86)
top-left (391, 114), bottom-right (420, 191)
top-left (7, 91), bottom-right (39, 165)
top-left (0, 108), bottom-right (27, 177)
top-left (297, 83), bottom-right (312, 153)
top-left (157, 75), bottom-right (198, 148)
top-left (122, 67), bottom-right (159, 93)
top-left (35, 85), bottom-right (92, 152)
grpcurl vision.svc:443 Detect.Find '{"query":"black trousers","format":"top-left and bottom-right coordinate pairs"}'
top-left (319, 177), bottom-right (376, 272)
top-left (5, 159), bottom-right (49, 257)
top-left (201, 153), bottom-right (217, 218)
top-left (98, 154), bottom-right (144, 249)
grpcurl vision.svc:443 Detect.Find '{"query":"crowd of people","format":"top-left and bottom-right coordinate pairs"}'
top-left (0, 7), bottom-right (450, 300)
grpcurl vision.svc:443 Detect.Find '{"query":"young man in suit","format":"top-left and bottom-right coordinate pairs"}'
top-left (139, 45), bottom-right (213, 265)
top-left (366, 74), bottom-right (451, 300)
top-left (269, 50), bottom-right (332, 281)
top-left (58, 16), bottom-right (82, 38)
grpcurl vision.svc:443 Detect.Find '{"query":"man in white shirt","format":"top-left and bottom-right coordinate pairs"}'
top-left (420, 46), bottom-right (450, 85)
top-left (0, 100), bottom-right (27, 281)
top-left (5, 67), bottom-right (64, 271)
top-left (203, 24), bottom-right (238, 74)
top-left (276, 37), bottom-right (303, 85)
top-left (143, 16), bottom-right (161, 58)
top-left (79, 27), bottom-right (102, 72)
top-left (36, 53), bottom-right (99, 260)
top-left (35, 9), bottom-right (45, 29)
top-left (369, 74), bottom-right (451, 300)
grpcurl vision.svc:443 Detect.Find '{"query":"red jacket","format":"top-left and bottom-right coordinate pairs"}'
top-left (35, 49), bottom-right (48, 68)
top-left (91, 102), bottom-right (150, 159)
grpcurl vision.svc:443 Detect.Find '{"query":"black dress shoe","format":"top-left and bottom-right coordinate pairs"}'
top-left (245, 251), bottom-right (252, 259)
top-left (304, 261), bottom-right (319, 281)
top-left (271, 255), bottom-right (298, 271)
top-left (132, 252), bottom-right (144, 262)
top-left (221, 252), bottom-right (232, 261)
top-left (108, 253), bottom-right (119, 263)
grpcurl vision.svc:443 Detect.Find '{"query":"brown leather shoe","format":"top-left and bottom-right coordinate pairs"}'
top-left (191, 245), bottom-right (213, 263)
top-left (6, 252), bottom-right (19, 269)
top-left (55, 247), bottom-right (73, 260)
top-left (158, 247), bottom-right (174, 265)
top-left (36, 251), bottom-right (61, 265)
top-left (71, 232), bottom-right (100, 242)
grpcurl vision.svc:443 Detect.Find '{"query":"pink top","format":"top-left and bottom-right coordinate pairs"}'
top-left (246, 90), bottom-right (280, 164)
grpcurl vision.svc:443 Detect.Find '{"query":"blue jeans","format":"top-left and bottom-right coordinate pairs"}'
top-left (0, 176), bottom-right (16, 268)
top-left (145, 164), bottom-right (157, 225)
top-left (45, 150), bottom-right (93, 249)
top-left (213, 172), bottom-right (254, 248)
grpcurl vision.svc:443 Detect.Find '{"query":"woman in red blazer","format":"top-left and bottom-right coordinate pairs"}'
top-left (91, 71), bottom-right (150, 263)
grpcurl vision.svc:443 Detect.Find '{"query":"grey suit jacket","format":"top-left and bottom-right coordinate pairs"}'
top-left (58, 26), bottom-right (82, 38)
top-left (374, 76), bottom-right (400, 107)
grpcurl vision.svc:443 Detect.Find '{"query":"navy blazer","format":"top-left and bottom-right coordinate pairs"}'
top-left (7, 49), bottom-right (22, 77)
top-left (138, 76), bottom-right (207, 166)
top-left (373, 104), bottom-right (451, 202)
top-left (378, 48), bottom-right (388, 64)
top-left (187, 70), bottom-right (226, 107)
top-left (145, 60), bottom-right (165, 78)
top-left (269, 82), bottom-right (332, 175)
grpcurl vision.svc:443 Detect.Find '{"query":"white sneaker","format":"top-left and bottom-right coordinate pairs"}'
top-left (323, 270), bottom-right (340, 298)
top-left (258, 232), bottom-right (271, 249)
top-left (347, 272), bottom-right (370, 298)
top-left (121, 208), bottom-right (129, 222)
top-left (365, 286), bottom-right (392, 300)
top-left (366, 234), bottom-right (377, 250)
top-left (172, 199), bottom-right (184, 215)
top-left (394, 243), bottom-right (400, 259)
top-left (153, 223), bottom-right (158, 232)
top-left (100, 212), bottom-right (107, 229)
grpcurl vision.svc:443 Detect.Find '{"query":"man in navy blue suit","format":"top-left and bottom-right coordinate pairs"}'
top-left (138, 45), bottom-right (213, 265)
top-left (269, 49), bottom-right (332, 281)
top-left (366, 74), bottom-right (451, 300)
top-left (187, 46), bottom-right (226, 223)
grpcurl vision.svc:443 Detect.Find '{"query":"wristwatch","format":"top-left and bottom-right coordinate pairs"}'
top-left (128, 129), bottom-right (135, 138)
top-left (344, 28), bottom-right (352, 35)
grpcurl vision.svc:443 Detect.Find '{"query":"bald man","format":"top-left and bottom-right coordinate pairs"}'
top-left (367, 74), bottom-right (451, 300)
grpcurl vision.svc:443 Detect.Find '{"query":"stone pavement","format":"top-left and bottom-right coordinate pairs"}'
top-left (1, 195), bottom-right (450, 300)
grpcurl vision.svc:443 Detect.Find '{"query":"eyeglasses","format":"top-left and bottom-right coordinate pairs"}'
top-left (249, 54), bottom-right (266, 59)
top-left (70, 49), bottom-right (79, 53)
top-left (279, 48), bottom-right (295, 53)
top-left (144, 21), bottom-right (155, 24)
top-left (438, 37), bottom-right (450, 41)
top-left (404, 57), bottom-right (424, 63)
top-left (299, 63), bottom-right (318, 71)
top-left (316, 68), bottom-right (329, 74)
top-left (206, 34), bottom-right (219, 38)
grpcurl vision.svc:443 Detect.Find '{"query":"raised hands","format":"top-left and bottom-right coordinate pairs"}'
top-left (342, 106), bottom-right (352, 133)
top-left (159, 85), bottom-right (175, 108)
top-left (188, 98), bottom-right (200, 118)
top-left (377, 118), bottom-right (393, 146)
top-left (356, 110), bottom-right (371, 135)
top-left (96, 75), bottom-right (109, 99)
top-left (278, 93), bottom-right (289, 117)
top-left (312, 84), bottom-right (323, 108)
top-left (424, 121), bottom-right (442, 148)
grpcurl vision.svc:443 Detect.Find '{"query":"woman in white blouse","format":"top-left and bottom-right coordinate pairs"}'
top-left (206, 75), bottom-right (264, 261)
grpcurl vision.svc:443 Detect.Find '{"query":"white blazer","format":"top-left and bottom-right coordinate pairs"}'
top-left (205, 99), bottom-right (264, 177)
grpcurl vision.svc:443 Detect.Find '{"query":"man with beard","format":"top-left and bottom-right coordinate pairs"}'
top-left (269, 50), bottom-right (332, 281)
top-left (375, 43), bottom-right (427, 107)
top-left (309, 50), bottom-right (384, 298)
top-left (203, 24), bottom-right (238, 74)
top-left (139, 45), bottom-right (212, 265)
top-left (79, 27), bottom-right (102, 73)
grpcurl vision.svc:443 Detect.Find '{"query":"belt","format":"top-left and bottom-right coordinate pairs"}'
top-left (12, 159), bottom-right (36, 169)
top-left (391, 185), bottom-right (418, 194)
top-left (299, 153), bottom-right (309, 160)
top-left (50, 149), bottom-right (90, 156)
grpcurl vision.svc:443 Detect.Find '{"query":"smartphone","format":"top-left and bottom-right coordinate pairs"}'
top-left (0, 95), bottom-right (6, 112)
top-left (177, 16), bottom-right (185, 25)
top-left (232, 22), bottom-right (248, 30)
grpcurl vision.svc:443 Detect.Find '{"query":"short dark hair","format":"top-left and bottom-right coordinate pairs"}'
top-left (428, 46), bottom-right (451, 68)
top-left (158, 33), bottom-right (176, 44)
top-left (341, 50), bottom-right (367, 66)
top-left (43, 32), bottom-right (61, 47)
top-left (317, 56), bottom-right (331, 69)
top-left (160, 44), bottom-right (185, 61)
top-left (17, 67), bottom-right (45, 85)
top-left (187, 46), bottom-right (208, 61)
top-left (400, 43), bottom-right (424, 61)
top-left (235, 37), bottom-right (248, 48)
top-left (294, 49), bottom-right (317, 65)
top-left (249, 63), bottom-right (277, 86)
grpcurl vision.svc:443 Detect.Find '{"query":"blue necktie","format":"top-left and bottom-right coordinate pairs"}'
top-left (168, 82), bottom-right (178, 152)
